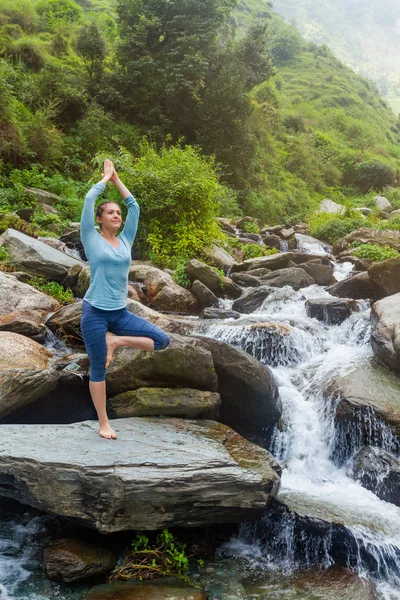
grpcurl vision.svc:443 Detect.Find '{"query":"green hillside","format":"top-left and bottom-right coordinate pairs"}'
top-left (0, 0), bottom-right (399, 266)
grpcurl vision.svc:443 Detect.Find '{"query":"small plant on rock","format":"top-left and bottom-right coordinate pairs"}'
top-left (242, 221), bottom-right (259, 234)
top-left (352, 244), bottom-right (399, 262)
top-left (27, 276), bottom-right (74, 303)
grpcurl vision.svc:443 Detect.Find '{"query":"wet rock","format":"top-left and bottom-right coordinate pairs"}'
top-left (106, 333), bottom-right (218, 397)
top-left (262, 234), bottom-right (281, 250)
top-left (295, 233), bottom-right (332, 255)
top-left (185, 259), bottom-right (241, 299)
top-left (108, 387), bottom-right (221, 419)
top-left (232, 285), bottom-right (274, 314)
top-left (299, 262), bottom-right (336, 286)
top-left (260, 267), bottom-right (315, 290)
top-left (43, 538), bottom-right (117, 582)
top-left (326, 272), bottom-right (380, 300)
top-left (306, 298), bottom-right (357, 325)
top-left (0, 332), bottom-right (57, 419)
top-left (129, 264), bottom-right (197, 314)
top-left (0, 418), bottom-right (281, 532)
top-left (317, 199), bottom-right (344, 214)
top-left (370, 293), bottom-right (400, 375)
top-left (374, 195), bottom-right (393, 213)
top-left (333, 228), bottom-right (400, 254)
top-left (368, 256), bottom-right (400, 296)
top-left (0, 228), bottom-right (83, 281)
top-left (247, 267), bottom-right (272, 277)
top-left (239, 232), bottom-right (263, 244)
top-left (198, 336), bottom-right (282, 438)
top-left (200, 243), bottom-right (236, 272)
top-left (191, 280), bottom-right (219, 310)
top-left (280, 227), bottom-right (294, 239)
top-left (60, 228), bottom-right (81, 245)
top-left (324, 359), bottom-right (400, 461)
top-left (231, 252), bottom-right (330, 274)
top-left (352, 446), bottom-right (400, 507)
top-left (85, 578), bottom-right (207, 600)
top-left (38, 237), bottom-right (68, 253)
top-left (230, 272), bottom-right (261, 287)
top-left (0, 271), bottom-right (59, 337)
top-left (200, 307), bottom-right (241, 320)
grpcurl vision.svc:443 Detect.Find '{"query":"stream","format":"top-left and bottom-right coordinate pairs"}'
top-left (1, 239), bottom-right (400, 599)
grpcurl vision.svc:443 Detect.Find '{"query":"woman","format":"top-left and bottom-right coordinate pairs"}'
top-left (80, 159), bottom-right (170, 439)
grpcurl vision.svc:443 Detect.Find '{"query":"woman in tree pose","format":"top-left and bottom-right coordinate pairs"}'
top-left (80, 159), bottom-right (171, 439)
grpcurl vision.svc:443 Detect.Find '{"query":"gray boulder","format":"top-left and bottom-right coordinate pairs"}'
top-left (86, 579), bottom-right (207, 599)
top-left (371, 293), bottom-right (400, 375)
top-left (200, 243), bottom-right (236, 272)
top-left (352, 446), bottom-right (400, 507)
top-left (185, 259), bottom-right (241, 299)
top-left (368, 256), bottom-right (400, 296)
top-left (262, 234), bottom-right (281, 250)
top-left (198, 336), bottom-right (282, 438)
top-left (199, 308), bottom-right (241, 320)
top-left (231, 252), bottom-right (330, 274)
top-left (0, 228), bottom-right (83, 281)
top-left (191, 279), bottom-right (219, 309)
top-left (230, 272), bottom-right (261, 287)
top-left (299, 262), bottom-right (336, 286)
top-left (0, 271), bottom-right (59, 337)
top-left (25, 187), bottom-right (61, 206)
top-left (108, 387), bottom-right (221, 420)
top-left (306, 298), bottom-right (357, 325)
top-left (0, 332), bottom-right (57, 419)
top-left (333, 228), bottom-right (400, 254)
top-left (326, 272), bottom-right (380, 300)
top-left (232, 285), bottom-right (274, 314)
top-left (0, 418), bottom-right (281, 532)
top-left (317, 199), bottom-right (344, 214)
top-left (374, 195), bottom-right (393, 213)
top-left (260, 267), bottom-right (315, 290)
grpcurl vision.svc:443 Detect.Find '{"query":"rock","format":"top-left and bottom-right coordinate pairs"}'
top-left (185, 259), bottom-right (241, 299)
top-left (0, 271), bottom-right (59, 337)
top-left (333, 228), bottom-right (400, 254)
top-left (326, 272), bottom-right (380, 300)
top-left (0, 228), bottom-right (83, 281)
top-left (352, 446), bottom-right (400, 507)
top-left (324, 359), bottom-right (400, 462)
top-left (43, 538), bottom-right (117, 582)
top-left (128, 264), bottom-right (197, 314)
top-left (295, 233), bottom-right (332, 255)
top-left (60, 228), bottom-right (81, 245)
top-left (0, 332), bottom-right (57, 419)
top-left (106, 333), bottom-right (218, 397)
top-left (354, 207), bottom-right (373, 216)
top-left (317, 199), bottom-right (344, 214)
top-left (199, 308), bottom-right (241, 320)
top-left (232, 285), bottom-right (274, 314)
top-left (75, 266), bottom-right (91, 298)
top-left (191, 280), bottom-right (219, 309)
top-left (198, 336), bottom-right (282, 438)
top-left (239, 232), bottom-right (263, 244)
top-left (37, 202), bottom-right (58, 215)
top-left (0, 418), bottom-right (281, 532)
top-left (38, 237), bottom-right (68, 253)
top-left (200, 243), bottom-right (236, 272)
top-left (15, 207), bottom-right (34, 222)
top-left (260, 267), bottom-right (315, 290)
top-left (374, 195), bottom-right (393, 213)
top-left (370, 293), bottom-right (400, 375)
top-left (299, 262), bottom-right (336, 286)
top-left (389, 209), bottom-right (400, 220)
top-left (306, 298), bottom-right (357, 325)
top-left (262, 234), bottom-right (281, 250)
top-left (108, 387), bottom-right (221, 420)
top-left (368, 256), bottom-right (400, 296)
top-left (217, 217), bottom-right (236, 234)
top-left (280, 227), bottom-right (294, 239)
top-left (85, 579), bottom-right (207, 600)
top-left (230, 272), bottom-right (261, 287)
top-left (231, 251), bottom-right (330, 274)
top-left (260, 225), bottom-right (282, 234)
top-left (25, 187), bottom-right (61, 206)
top-left (235, 216), bottom-right (259, 229)
top-left (247, 267), bottom-right (272, 277)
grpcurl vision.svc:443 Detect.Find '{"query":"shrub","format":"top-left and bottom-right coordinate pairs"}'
top-left (0, 247), bottom-right (9, 262)
top-left (352, 244), bottom-right (399, 262)
top-left (0, 213), bottom-right (37, 236)
top-left (172, 261), bottom-right (191, 289)
top-left (243, 244), bottom-right (279, 259)
top-left (308, 211), bottom-right (367, 244)
top-left (27, 276), bottom-right (74, 303)
top-left (242, 221), bottom-right (259, 234)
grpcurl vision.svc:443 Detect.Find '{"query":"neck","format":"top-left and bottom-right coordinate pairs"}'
top-left (100, 229), bottom-right (117, 240)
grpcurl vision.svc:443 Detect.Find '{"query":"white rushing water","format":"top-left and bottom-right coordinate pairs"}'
top-left (196, 284), bottom-right (400, 599)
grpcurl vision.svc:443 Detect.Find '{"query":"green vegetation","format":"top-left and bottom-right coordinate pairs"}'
top-left (243, 244), bottom-right (279, 259)
top-left (0, 0), bottom-right (399, 260)
top-left (109, 529), bottom-right (191, 583)
top-left (0, 247), bottom-right (8, 262)
top-left (27, 276), bottom-right (74, 303)
top-left (242, 221), bottom-right (259, 234)
top-left (352, 244), bottom-right (399, 262)
top-left (308, 211), bottom-right (367, 244)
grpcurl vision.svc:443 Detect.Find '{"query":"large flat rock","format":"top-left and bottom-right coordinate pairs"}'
top-left (371, 293), bottom-right (400, 375)
top-left (0, 418), bottom-right (281, 533)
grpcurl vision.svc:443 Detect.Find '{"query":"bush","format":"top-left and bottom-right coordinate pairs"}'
top-left (0, 247), bottom-right (9, 262)
top-left (0, 213), bottom-right (37, 236)
top-left (243, 244), bottom-right (279, 259)
top-left (172, 261), bottom-right (191, 289)
top-left (353, 160), bottom-right (394, 193)
top-left (352, 244), bottom-right (399, 262)
top-left (308, 211), bottom-right (367, 244)
top-left (95, 143), bottom-right (223, 269)
top-left (242, 221), bottom-right (259, 234)
top-left (27, 276), bottom-right (74, 303)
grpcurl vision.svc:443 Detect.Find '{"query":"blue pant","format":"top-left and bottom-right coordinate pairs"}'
top-left (80, 300), bottom-right (171, 382)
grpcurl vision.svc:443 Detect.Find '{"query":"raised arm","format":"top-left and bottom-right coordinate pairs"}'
top-left (112, 172), bottom-right (140, 245)
top-left (80, 159), bottom-right (115, 244)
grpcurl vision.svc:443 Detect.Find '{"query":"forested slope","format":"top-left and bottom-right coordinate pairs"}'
top-left (0, 0), bottom-right (399, 266)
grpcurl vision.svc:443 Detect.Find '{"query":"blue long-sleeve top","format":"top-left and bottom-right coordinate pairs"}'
top-left (80, 183), bottom-right (140, 310)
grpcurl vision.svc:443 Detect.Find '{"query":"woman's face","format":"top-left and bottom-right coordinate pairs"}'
top-left (97, 203), bottom-right (122, 232)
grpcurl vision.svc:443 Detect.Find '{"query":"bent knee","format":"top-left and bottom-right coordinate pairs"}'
top-left (154, 333), bottom-right (171, 351)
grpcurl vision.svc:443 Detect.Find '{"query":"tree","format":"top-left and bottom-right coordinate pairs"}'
top-left (76, 22), bottom-right (106, 93)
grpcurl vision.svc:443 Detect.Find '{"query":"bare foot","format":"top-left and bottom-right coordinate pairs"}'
top-left (99, 423), bottom-right (117, 439)
top-left (105, 333), bottom-right (119, 369)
